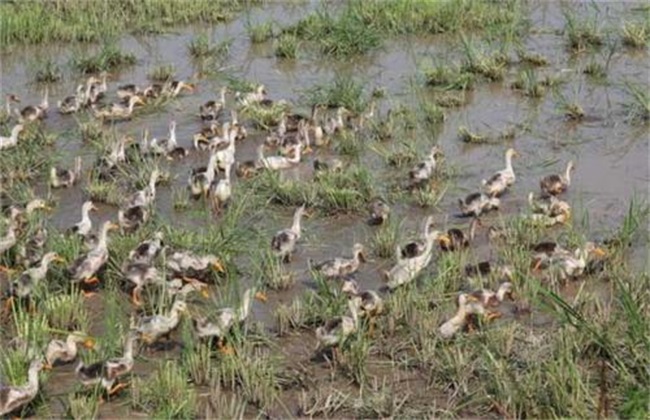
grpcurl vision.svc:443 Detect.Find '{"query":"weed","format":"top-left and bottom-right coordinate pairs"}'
top-left (433, 91), bottom-right (467, 108)
top-left (517, 50), bottom-right (548, 66)
top-left (248, 21), bottom-right (274, 43)
top-left (621, 21), bottom-right (648, 48)
top-left (71, 43), bottom-right (136, 74)
top-left (84, 174), bottom-right (123, 205)
top-left (274, 33), bottom-right (298, 59)
top-left (41, 293), bottom-right (89, 331)
top-left (148, 64), bottom-right (175, 82)
top-left (460, 39), bottom-right (508, 81)
top-left (188, 34), bottom-right (216, 59)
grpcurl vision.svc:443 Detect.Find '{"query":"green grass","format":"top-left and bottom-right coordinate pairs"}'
top-left (274, 33), bottom-right (298, 59)
top-left (132, 361), bottom-right (197, 419)
top-left (621, 21), bottom-right (648, 48)
top-left (148, 64), bottom-right (176, 82)
top-left (511, 69), bottom-right (546, 98)
top-left (623, 81), bottom-right (650, 123)
top-left (71, 43), bottom-right (136, 74)
top-left (301, 74), bottom-right (367, 114)
top-left (33, 59), bottom-right (62, 84)
top-left (423, 64), bottom-right (474, 91)
top-left (187, 34), bottom-right (231, 60)
top-left (1, 0), bottom-right (257, 46)
top-left (248, 21), bottom-right (274, 43)
top-left (563, 10), bottom-right (604, 52)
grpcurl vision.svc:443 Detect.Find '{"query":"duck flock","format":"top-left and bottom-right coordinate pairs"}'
top-left (0, 72), bottom-right (610, 416)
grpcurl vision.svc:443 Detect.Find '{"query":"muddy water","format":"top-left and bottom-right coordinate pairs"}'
top-left (0, 1), bottom-right (648, 416)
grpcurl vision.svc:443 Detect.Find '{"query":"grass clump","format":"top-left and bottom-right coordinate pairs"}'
top-left (621, 21), bottom-right (648, 48)
top-left (187, 34), bottom-right (225, 59)
top-left (71, 43), bottom-right (136, 74)
top-left (424, 64), bottom-right (474, 90)
top-left (33, 59), bottom-right (62, 84)
top-left (460, 40), bottom-right (509, 81)
top-left (274, 33), bottom-right (299, 59)
top-left (511, 69), bottom-right (545, 98)
top-left (583, 61), bottom-right (607, 79)
top-left (148, 64), bottom-right (175, 82)
top-left (248, 21), bottom-right (274, 43)
top-left (132, 361), bottom-right (197, 419)
top-left (564, 11), bottom-right (604, 52)
top-left (623, 82), bottom-right (649, 123)
top-left (302, 74), bottom-right (367, 114)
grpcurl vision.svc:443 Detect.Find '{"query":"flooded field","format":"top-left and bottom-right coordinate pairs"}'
top-left (0, 1), bottom-right (648, 418)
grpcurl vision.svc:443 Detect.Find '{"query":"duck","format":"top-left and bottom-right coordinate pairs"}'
top-left (214, 124), bottom-right (237, 172)
top-left (193, 288), bottom-right (267, 349)
top-left (482, 148), bottom-right (518, 197)
top-left (90, 71), bottom-right (109, 101)
top-left (258, 143), bottom-right (302, 170)
top-left (165, 278), bottom-right (210, 300)
top-left (149, 120), bottom-right (187, 159)
top-left (279, 120), bottom-right (312, 157)
top-left (44, 332), bottom-right (95, 369)
top-left (164, 80), bottom-right (196, 98)
top-left (57, 85), bottom-right (86, 115)
top-left (134, 300), bottom-right (189, 345)
top-left (271, 205), bottom-right (306, 263)
top-left (0, 359), bottom-right (45, 417)
top-left (341, 279), bottom-right (384, 318)
top-left (200, 87), bottom-right (227, 121)
top-left (92, 96), bottom-right (144, 121)
top-left (0, 124), bottom-right (25, 151)
top-left (127, 231), bottom-right (164, 265)
top-left (209, 162), bottom-right (233, 214)
top-left (235, 158), bottom-right (262, 179)
top-left (67, 221), bottom-right (118, 290)
top-left (15, 225), bottom-right (48, 268)
top-left (313, 157), bottom-right (344, 176)
top-left (323, 107), bottom-right (348, 136)
top-left (438, 293), bottom-right (490, 339)
top-left (188, 149), bottom-right (219, 199)
top-left (166, 250), bottom-right (225, 281)
top-left (122, 262), bottom-right (164, 306)
top-left (545, 242), bottom-right (606, 281)
top-left (124, 168), bottom-right (160, 209)
top-left (530, 241), bottom-right (571, 270)
top-left (230, 110), bottom-right (248, 141)
top-left (385, 217), bottom-right (446, 290)
top-left (409, 146), bottom-right (444, 188)
top-left (310, 243), bottom-right (366, 279)
top-left (75, 332), bottom-right (138, 396)
top-left (458, 192), bottom-right (500, 217)
top-left (0, 217), bottom-right (19, 259)
top-left (96, 135), bottom-right (132, 178)
top-left (528, 192), bottom-right (571, 217)
top-left (118, 205), bottom-right (149, 233)
top-left (237, 84), bottom-right (267, 106)
top-left (68, 201), bottom-right (97, 237)
top-left (464, 261), bottom-right (513, 280)
top-left (1, 93), bottom-right (20, 122)
top-left (539, 160), bottom-right (575, 196)
top-left (367, 199), bottom-right (390, 226)
top-left (50, 156), bottom-right (82, 188)
top-left (315, 298), bottom-right (360, 359)
top-left (438, 217), bottom-right (480, 252)
top-left (469, 282), bottom-right (514, 308)
top-left (116, 83), bottom-right (143, 101)
top-left (6, 252), bottom-right (64, 308)
top-left (19, 88), bottom-right (49, 122)
top-left (192, 122), bottom-right (221, 150)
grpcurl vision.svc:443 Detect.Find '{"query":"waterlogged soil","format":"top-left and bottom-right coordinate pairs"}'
top-left (0, 1), bottom-right (648, 418)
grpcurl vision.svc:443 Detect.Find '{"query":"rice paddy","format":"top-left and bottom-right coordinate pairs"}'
top-left (0, 1), bottom-right (648, 418)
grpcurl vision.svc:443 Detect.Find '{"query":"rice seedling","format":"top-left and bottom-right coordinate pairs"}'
top-left (274, 33), bottom-right (299, 59)
top-left (247, 21), bottom-right (274, 43)
top-left (33, 59), bottom-right (62, 84)
top-left (239, 101), bottom-right (290, 129)
top-left (298, 388), bottom-right (349, 417)
top-left (77, 119), bottom-right (106, 143)
top-left (335, 131), bottom-right (364, 158)
top-left (204, 384), bottom-right (248, 419)
top-left (457, 126), bottom-right (488, 144)
top-left (420, 102), bottom-right (446, 126)
top-left (563, 10), bottom-right (604, 52)
top-left (338, 330), bottom-right (370, 385)
top-left (83, 175), bottom-right (123, 206)
top-left (621, 21), bottom-right (648, 48)
top-left (40, 293), bottom-right (89, 332)
top-left (183, 342), bottom-right (214, 386)
top-left (71, 43), bottom-right (136, 74)
top-left (511, 69), bottom-right (545, 98)
top-left (622, 81), bottom-right (650, 123)
top-left (460, 39), bottom-right (508, 81)
top-left (255, 249), bottom-right (296, 291)
top-left (66, 393), bottom-right (99, 420)
top-left (132, 361), bottom-right (197, 419)
top-left (423, 64), bottom-right (474, 90)
top-left (370, 217), bottom-right (400, 259)
top-left (148, 64), bottom-right (176, 82)
top-left (433, 91), bottom-right (467, 108)
top-left (171, 187), bottom-right (191, 211)
top-left (583, 60), bottom-right (607, 79)
top-left (517, 50), bottom-right (548, 66)
top-left (302, 74), bottom-right (367, 114)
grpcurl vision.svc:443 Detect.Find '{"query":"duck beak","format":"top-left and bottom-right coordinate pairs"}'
top-left (53, 256), bottom-right (66, 264)
top-left (592, 247), bottom-right (606, 257)
top-left (254, 291), bottom-right (268, 303)
top-left (83, 338), bottom-right (96, 349)
top-left (358, 252), bottom-right (367, 263)
top-left (108, 223), bottom-right (120, 230)
top-left (200, 288), bottom-right (210, 299)
top-left (439, 234), bottom-right (452, 248)
top-left (211, 261), bottom-right (225, 273)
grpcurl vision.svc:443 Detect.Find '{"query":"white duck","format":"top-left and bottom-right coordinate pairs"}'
top-left (258, 143), bottom-right (302, 170)
top-left (45, 332), bottom-right (95, 369)
top-left (68, 221), bottom-right (117, 288)
top-left (189, 149), bottom-right (218, 199)
top-left (310, 243), bottom-right (366, 279)
top-left (409, 146), bottom-right (443, 187)
top-left (271, 205), bottom-right (306, 263)
top-left (209, 161), bottom-right (233, 214)
top-left (438, 294), bottom-right (488, 339)
top-left (458, 192), bottom-right (500, 217)
top-left (67, 201), bottom-right (97, 238)
top-left (0, 124), bottom-right (24, 150)
top-left (315, 298), bottom-right (360, 358)
top-left (0, 359), bottom-right (45, 416)
top-left (482, 148), bottom-right (518, 197)
top-left (134, 300), bottom-right (189, 345)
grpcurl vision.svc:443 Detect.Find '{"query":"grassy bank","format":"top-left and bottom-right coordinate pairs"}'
top-left (0, 0), bottom-right (260, 46)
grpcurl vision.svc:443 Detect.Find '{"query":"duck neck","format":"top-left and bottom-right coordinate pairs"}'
top-left (81, 205), bottom-right (92, 226)
top-left (169, 123), bottom-right (177, 147)
top-left (238, 290), bottom-right (252, 322)
top-left (468, 218), bottom-right (478, 242)
top-left (564, 162), bottom-right (572, 185)
top-left (291, 208), bottom-right (303, 236)
top-left (148, 172), bottom-right (158, 196)
top-left (122, 336), bottom-right (136, 361)
top-left (220, 88), bottom-right (227, 105)
top-left (27, 363), bottom-right (41, 392)
top-left (290, 147), bottom-right (301, 163)
top-left (97, 224), bottom-right (111, 249)
top-left (11, 125), bottom-right (22, 141)
top-left (257, 145), bottom-right (266, 162)
top-left (40, 88), bottom-right (49, 109)
top-left (505, 152), bottom-right (514, 174)
top-left (206, 153), bottom-right (218, 183)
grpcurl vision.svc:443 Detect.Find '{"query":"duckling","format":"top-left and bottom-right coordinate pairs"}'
top-left (75, 332), bottom-right (138, 396)
top-left (68, 201), bottom-right (96, 238)
top-left (237, 84), bottom-right (267, 106)
top-left (271, 205), bottom-right (306, 263)
top-left (482, 148), bottom-right (518, 197)
top-left (68, 221), bottom-right (118, 290)
top-left (367, 198), bottom-right (390, 226)
top-left (118, 205), bottom-right (149, 234)
top-left (123, 262), bottom-right (164, 305)
top-left (235, 159), bottom-right (261, 179)
top-left (458, 192), bottom-right (500, 217)
top-left (15, 225), bottom-right (48, 267)
top-left (409, 146), bottom-right (443, 188)
top-left (50, 156), bottom-right (82, 188)
top-left (528, 192), bottom-right (571, 217)
top-left (439, 217), bottom-right (480, 252)
top-left (0, 124), bottom-right (24, 151)
top-left (541, 160), bottom-right (574, 197)
top-left (0, 359), bottom-right (44, 417)
top-left (193, 288), bottom-right (267, 348)
top-left (166, 250), bottom-right (225, 281)
top-left (134, 300), bottom-right (189, 345)
top-left (124, 168), bottom-right (160, 209)
top-left (209, 162), bottom-right (233, 214)
top-left (323, 106), bottom-right (348, 136)
top-left (188, 150), bottom-right (218, 199)
top-left (193, 122), bottom-right (221, 150)
top-left (315, 298), bottom-right (360, 359)
top-left (58, 85), bottom-right (86, 114)
top-left (258, 143), bottom-right (302, 170)
top-left (341, 279), bottom-right (384, 318)
top-left (164, 80), bottom-right (196, 97)
top-left (92, 95), bottom-right (144, 121)
top-left (438, 293), bottom-right (488, 339)
top-left (546, 242), bottom-right (606, 281)
top-left (116, 83), bottom-right (142, 100)
top-left (19, 88), bottom-right (48, 122)
top-left (45, 332), bottom-right (95, 369)
top-left (230, 110), bottom-right (248, 141)
top-left (464, 261), bottom-right (513, 280)
top-left (200, 87), bottom-right (227, 121)
top-left (6, 252), bottom-right (64, 308)
top-left (469, 282), bottom-right (514, 308)
top-left (127, 231), bottom-right (165, 265)
top-left (310, 243), bottom-right (366, 279)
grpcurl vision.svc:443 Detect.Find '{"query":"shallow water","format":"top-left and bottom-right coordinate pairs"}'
top-left (0, 1), bottom-right (648, 416)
